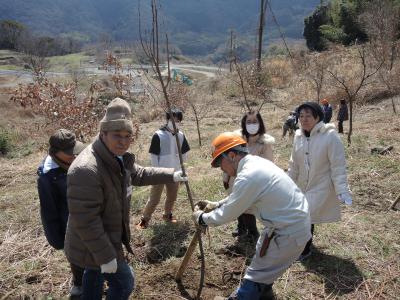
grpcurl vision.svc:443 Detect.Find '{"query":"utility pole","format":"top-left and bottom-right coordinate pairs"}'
top-left (257, 0), bottom-right (268, 71)
top-left (229, 29), bottom-right (235, 72)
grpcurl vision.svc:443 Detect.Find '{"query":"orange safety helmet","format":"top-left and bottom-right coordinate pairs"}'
top-left (211, 132), bottom-right (247, 167)
top-left (321, 98), bottom-right (329, 105)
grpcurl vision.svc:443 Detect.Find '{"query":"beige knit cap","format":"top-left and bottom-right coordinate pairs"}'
top-left (100, 98), bottom-right (134, 133)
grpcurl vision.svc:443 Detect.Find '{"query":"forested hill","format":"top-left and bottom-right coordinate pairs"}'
top-left (1, 0), bottom-right (319, 55)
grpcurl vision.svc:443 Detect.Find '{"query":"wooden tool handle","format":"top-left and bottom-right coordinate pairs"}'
top-left (175, 230), bottom-right (200, 281)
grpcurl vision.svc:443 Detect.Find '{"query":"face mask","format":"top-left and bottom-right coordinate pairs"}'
top-left (246, 123), bottom-right (259, 135)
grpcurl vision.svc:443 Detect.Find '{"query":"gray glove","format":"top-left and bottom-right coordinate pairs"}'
top-left (100, 258), bottom-right (117, 274)
top-left (195, 200), bottom-right (220, 213)
top-left (173, 170), bottom-right (188, 182)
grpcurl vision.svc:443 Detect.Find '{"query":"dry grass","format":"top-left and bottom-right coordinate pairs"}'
top-left (0, 55), bottom-right (399, 299)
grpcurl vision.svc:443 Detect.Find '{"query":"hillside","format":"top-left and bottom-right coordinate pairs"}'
top-left (0, 0), bottom-right (320, 55)
top-left (0, 44), bottom-right (399, 298)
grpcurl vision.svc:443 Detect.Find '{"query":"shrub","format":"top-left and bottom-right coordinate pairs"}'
top-left (0, 126), bottom-right (12, 155)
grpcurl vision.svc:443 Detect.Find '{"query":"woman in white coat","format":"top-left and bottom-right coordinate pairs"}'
top-left (288, 102), bottom-right (352, 260)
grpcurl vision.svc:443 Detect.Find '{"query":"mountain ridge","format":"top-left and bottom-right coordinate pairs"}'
top-left (1, 0), bottom-right (320, 55)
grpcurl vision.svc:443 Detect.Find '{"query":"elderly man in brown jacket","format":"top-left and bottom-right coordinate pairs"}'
top-left (64, 98), bottom-right (187, 299)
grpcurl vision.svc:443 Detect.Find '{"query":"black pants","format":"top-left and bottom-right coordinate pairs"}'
top-left (301, 224), bottom-right (315, 255)
top-left (70, 263), bottom-right (84, 286)
top-left (338, 121), bottom-right (344, 133)
top-left (237, 213), bottom-right (259, 237)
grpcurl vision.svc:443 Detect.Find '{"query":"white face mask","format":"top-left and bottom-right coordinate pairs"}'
top-left (246, 123), bottom-right (259, 135)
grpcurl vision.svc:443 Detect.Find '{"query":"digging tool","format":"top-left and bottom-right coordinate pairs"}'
top-left (175, 229), bottom-right (201, 281)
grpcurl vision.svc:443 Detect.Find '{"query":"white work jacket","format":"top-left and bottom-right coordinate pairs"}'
top-left (203, 155), bottom-right (310, 236)
top-left (203, 155), bottom-right (311, 284)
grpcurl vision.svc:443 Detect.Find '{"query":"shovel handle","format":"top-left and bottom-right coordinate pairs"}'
top-left (175, 230), bottom-right (200, 281)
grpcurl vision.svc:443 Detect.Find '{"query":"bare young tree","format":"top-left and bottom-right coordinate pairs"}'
top-left (360, 0), bottom-right (400, 114)
top-left (138, 1), bottom-right (205, 297)
top-left (19, 35), bottom-right (50, 83)
top-left (328, 45), bottom-right (384, 145)
top-left (298, 52), bottom-right (329, 103)
top-left (187, 93), bottom-right (214, 147)
top-left (231, 57), bottom-right (272, 113)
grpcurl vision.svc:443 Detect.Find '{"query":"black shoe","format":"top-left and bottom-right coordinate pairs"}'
top-left (297, 251), bottom-right (312, 262)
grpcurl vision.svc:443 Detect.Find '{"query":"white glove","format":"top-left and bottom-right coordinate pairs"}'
top-left (195, 200), bottom-right (220, 213)
top-left (100, 258), bottom-right (117, 274)
top-left (338, 193), bottom-right (352, 205)
top-left (173, 170), bottom-right (188, 182)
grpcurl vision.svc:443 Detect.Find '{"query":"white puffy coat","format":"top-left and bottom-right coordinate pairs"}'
top-left (288, 122), bottom-right (350, 224)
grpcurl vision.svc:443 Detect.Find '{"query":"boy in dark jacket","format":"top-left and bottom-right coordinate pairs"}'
top-left (37, 129), bottom-right (85, 297)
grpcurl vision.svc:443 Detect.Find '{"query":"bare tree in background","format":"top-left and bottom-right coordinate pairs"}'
top-left (187, 93), bottom-right (214, 146)
top-left (360, 0), bottom-right (400, 114)
top-left (231, 58), bottom-right (272, 113)
top-left (138, 1), bottom-right (205, 298)
top-left (328, 45), bottom-right (384, 145)
top-left (19, 35), bottom-right (51, 83)
top-left (298, 52), bottom-right (328, 103)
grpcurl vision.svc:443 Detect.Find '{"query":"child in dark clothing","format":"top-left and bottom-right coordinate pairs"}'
top-left (37, 129), bottom-right (85, 297)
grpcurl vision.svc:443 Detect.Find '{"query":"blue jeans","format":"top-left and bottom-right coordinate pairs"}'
top-left (81, 261), bottom-right (134, 300)
top-left (228, 279), bottom-right (273, 300)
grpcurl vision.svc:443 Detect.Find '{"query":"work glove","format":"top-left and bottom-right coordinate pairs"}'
top-left (195, 200), bottom-right (220, 213)
top-left (173, 170), bottom-right (188, 182)
top-left (338, 193), bottom-right (352, 205)
top-left (223, 181), bottom-right (229, 190)
top-left (192, 210), bottom-right (207, 227)
top-left (100, 258), bottom-right (117, 274)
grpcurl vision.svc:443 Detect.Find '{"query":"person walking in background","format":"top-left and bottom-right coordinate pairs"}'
top-left (337, 99), bottom-right (349, 134)
top-left (64, 98), bottom-right (188, 300)
top-left (194, 132), bottom-right (311, 300)
top-left (321, 98), bottom-right (333, 123)
top-left (137, 108), bottom-right (190, 229)
top-left (37, 129), bottom-right (85, 297)
top-left (282, 110), bottom-right (298, 138)
top-left (288, 102), bottom-right (352, 261)
top-left (223, 110), bottom-right (275, 241)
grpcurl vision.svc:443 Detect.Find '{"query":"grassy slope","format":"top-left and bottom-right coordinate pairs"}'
top-left (47, 53), bottom-right (92, 72)
top-left (0, 50), bottom-right (93, 72)
top-left (0, 76), bottom-right (399, 299)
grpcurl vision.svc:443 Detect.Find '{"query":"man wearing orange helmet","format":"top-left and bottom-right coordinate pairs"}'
top-left (194, 132), bottom-right (311, 300)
